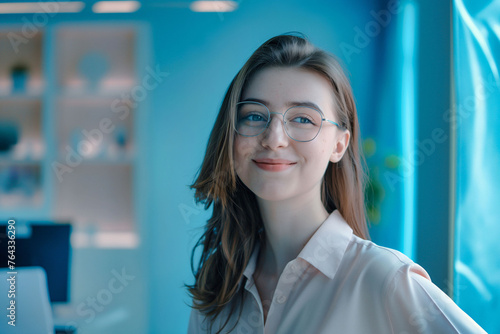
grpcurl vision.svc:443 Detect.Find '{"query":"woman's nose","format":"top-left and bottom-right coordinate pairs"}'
top-left (261, 115), bottom-right (289, 149)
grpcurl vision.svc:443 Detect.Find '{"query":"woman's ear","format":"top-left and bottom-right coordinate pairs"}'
top-left (330, 129), bottom-right (350, 163)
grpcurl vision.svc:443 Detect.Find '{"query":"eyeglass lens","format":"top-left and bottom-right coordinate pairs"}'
top-left (235, 102), bottom-right (323, 142)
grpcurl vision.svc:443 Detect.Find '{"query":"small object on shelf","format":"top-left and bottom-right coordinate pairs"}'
top-left (115, 125), bottom-right (128, 149)
top-left (0, 165), bottom-right (41, 207)
top-left (70, 128), bottom-right (101, 159)
top-left (77, 51), bottom-right (110, 91)
top-left (12, 141), bottom-right (28, 160)
top-left (30, 139), bottom-right (45, 160)
top-left (11, 64), bottom-right (30, 93)
top-left (107, 126), bottom-right (129, 159)
top-left (0, 122), bottom-right (20, 154)
top-left (11, 139), bottom-right (44, 161)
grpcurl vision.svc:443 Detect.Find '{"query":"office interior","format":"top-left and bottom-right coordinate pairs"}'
top-left (0, 0), bottom-right (499, 333)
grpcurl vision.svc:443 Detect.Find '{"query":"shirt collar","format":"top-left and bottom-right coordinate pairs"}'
top-left (238, 240), bottom-right (261, 291)
top-left (297, 209), bottom-right (353, 279)
top-left (243, 241), bottom-right (260, 283)
top-left (241, 210), bottom-right (353, 285)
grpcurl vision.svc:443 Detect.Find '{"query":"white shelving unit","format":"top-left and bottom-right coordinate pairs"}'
top-left (1, 24), bottom-right (144, 245)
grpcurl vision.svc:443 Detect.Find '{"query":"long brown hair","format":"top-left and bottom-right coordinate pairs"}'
top-left (187, 33), bottom-right (369, 333)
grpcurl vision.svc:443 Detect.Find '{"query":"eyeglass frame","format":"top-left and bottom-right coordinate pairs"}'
top-left (234, 100), bottom-right (343, 142)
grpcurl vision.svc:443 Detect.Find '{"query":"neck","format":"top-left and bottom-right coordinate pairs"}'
top-left (256, 186), bottom-right (329, 277)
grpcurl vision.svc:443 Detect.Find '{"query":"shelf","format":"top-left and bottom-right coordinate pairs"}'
top-left (56, 88), bottom-right (136, 99)
top-left (0, 190), bottom-right (43, 208)
top-left (0, 92), bottom-right (43, 100)
top-left (56, 94), bottom-right (136, 109)
top-left (56, 151), bottom-right (134, 165)
top-left (0, 141), bottom-right (45, 163)
top-left (71, 231), bottom-right (140, 249)
top-left (0, 157), bottom-right (43, 164)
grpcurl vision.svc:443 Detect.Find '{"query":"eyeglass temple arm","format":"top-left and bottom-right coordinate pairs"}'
top-left (324, 119), bottom-right (341, 128)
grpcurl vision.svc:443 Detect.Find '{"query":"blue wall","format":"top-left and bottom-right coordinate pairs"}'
top-left (144, 0), bottom-right (406, 332)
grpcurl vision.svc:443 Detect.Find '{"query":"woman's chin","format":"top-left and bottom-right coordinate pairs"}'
top-left (253, 188), bottom-right (296, 202)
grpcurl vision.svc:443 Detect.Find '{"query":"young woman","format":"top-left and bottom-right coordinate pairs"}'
top-left (186, 33), bottom-right (485, 333)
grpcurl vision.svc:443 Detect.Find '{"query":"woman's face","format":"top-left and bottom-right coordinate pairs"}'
top-left (233, 67), bottom-right (350, 202)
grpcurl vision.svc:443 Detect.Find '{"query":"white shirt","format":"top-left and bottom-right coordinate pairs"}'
top-left (188, 210), bottom-right (485, 333)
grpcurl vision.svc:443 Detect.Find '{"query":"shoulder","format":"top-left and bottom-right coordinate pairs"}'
top-left (342, 237), bottom-right (486, 333)
top-left (348, 235), bottom-right (422, 268)
top-left (340, 235), bottom-right (430, 292)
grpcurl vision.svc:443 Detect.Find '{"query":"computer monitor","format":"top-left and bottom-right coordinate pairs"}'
top-left (0, 223), bottom-right (71, 303)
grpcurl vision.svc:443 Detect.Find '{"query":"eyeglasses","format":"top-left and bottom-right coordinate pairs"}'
top-left (234, 101), bottom-right (342, 142)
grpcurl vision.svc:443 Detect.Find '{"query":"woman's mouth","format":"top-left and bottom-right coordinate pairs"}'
top-left (252, 159), bottom-right (296, 172)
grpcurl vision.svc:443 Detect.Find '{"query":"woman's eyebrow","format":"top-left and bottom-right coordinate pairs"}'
top-left (241, 98), bottom-right (324, 113)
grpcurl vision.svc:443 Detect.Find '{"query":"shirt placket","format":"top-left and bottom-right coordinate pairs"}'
top-left (244, 275), bottom-right (266, 334)
top-left (264, 259), bottom-right (307, 334)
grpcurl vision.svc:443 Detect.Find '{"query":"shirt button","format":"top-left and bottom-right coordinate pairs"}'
top-left (276, 295), bottom-right (287, 304)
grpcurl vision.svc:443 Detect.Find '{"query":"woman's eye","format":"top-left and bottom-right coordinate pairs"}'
top-left (292, 116), bottom-right (313, 124)
top-left (245, 113), bottom-right (266, 122)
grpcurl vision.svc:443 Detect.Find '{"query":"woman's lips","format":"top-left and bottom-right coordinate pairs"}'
top-left (252, 159), bottom-right (296, 172)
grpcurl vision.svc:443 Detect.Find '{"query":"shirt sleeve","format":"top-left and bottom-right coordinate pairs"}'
top-left (384, 263), bottom-right (486, 334)
top-left (187, 306), bottom-right (204, 334)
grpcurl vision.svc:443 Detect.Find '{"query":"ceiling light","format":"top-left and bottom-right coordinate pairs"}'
top-left (92, 1), bottom-right (140, 13)
top-left (190, 1), bottom-right (238, 12)
top-left (0, 2), bottom-right (84, 14)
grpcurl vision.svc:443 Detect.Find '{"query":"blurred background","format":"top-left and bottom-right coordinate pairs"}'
top-left (0, 0), bottom-right (498, 333)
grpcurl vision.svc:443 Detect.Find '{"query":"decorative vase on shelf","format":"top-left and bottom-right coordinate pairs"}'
top-left (77, 52), bottom-right (110, 92)
top-left (0, 122), bottom-right (20, 155)
top-left (115, 126), bottom-right (128, 149)
top-left (11, 64), bottom-right (29, 93)
top-left (107, 126), bottom-right (129, 159)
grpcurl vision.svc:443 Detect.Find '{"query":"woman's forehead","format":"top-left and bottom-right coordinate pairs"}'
top-left (242, 67), bottom-right (336, 117)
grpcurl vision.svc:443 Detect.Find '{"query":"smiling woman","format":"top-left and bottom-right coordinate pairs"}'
top-left (186, 33), bottom-right (485, 333)
top-left (233, 67), bottom-right (349, 204)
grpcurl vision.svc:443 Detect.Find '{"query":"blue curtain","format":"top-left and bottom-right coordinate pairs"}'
top-left (453, 0), bottom-right (500, 332)
top-left (366, 0), bottom-right (418, 259)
